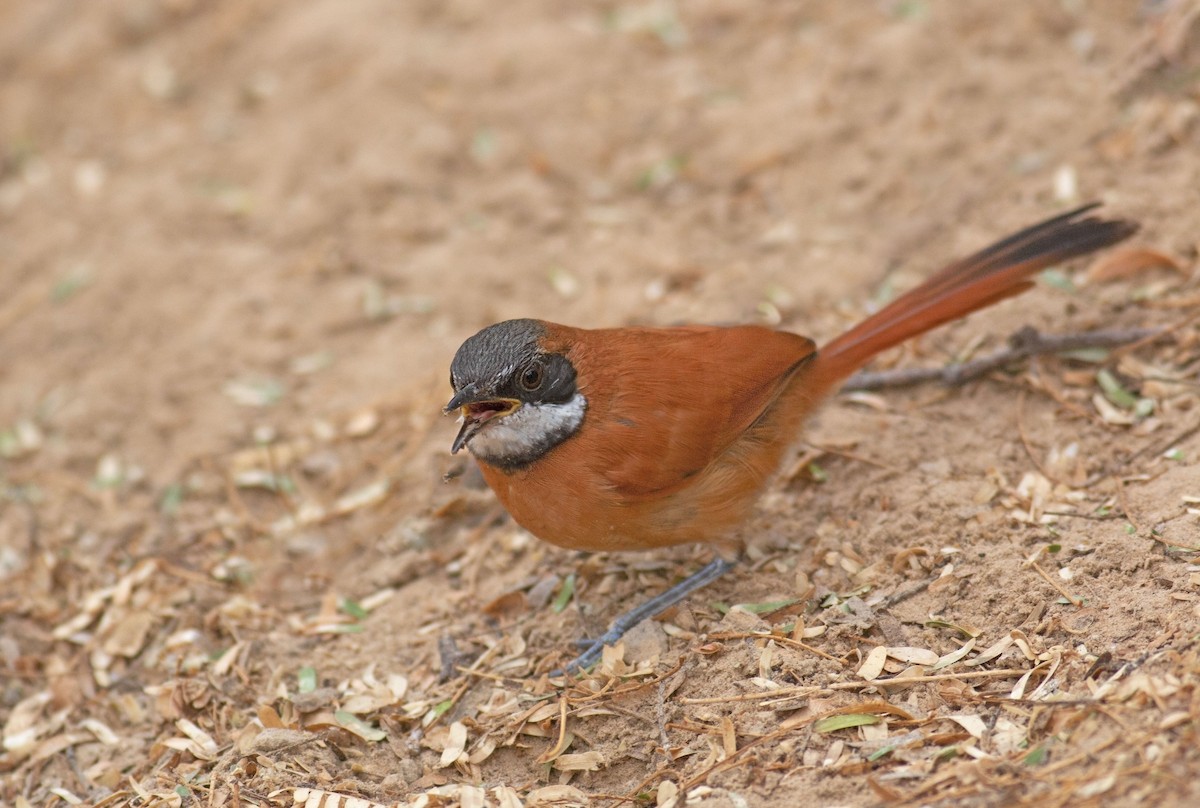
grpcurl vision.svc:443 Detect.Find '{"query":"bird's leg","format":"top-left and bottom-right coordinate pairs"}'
top-left (554, 556), bottom-right (737, 676)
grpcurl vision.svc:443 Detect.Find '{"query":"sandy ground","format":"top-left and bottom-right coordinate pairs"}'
top-left (3, 1), bottom-right (1200, 806)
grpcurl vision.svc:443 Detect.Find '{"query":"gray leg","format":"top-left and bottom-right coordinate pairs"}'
top-left (554, 556), bottom-right (737, 676)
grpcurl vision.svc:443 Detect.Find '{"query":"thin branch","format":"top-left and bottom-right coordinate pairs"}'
top-left (842, 326), bottom-right (1165, 392)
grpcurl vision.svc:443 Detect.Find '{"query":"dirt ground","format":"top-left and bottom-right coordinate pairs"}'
top-left (3, 1), bottom-right (1200, 806)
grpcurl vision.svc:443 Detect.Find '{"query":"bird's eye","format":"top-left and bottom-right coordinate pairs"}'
top-left (520, 364), bottom-right (543, 391)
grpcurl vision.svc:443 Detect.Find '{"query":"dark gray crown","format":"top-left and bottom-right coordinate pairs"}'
top-left (450, 319), bottom-right (578, 407)
top-left (450, 319), bottom-right (546, 391)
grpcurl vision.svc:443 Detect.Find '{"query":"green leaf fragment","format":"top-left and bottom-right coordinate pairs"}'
top-left (815, 713), bottom-right (881, 733)
top-left (1058, 347), bottom-right (1110, 363)
top-left (1096, 369), bottom-right (1139, 409)
top-left (872, 276), bottom-right (897, 308)
top-left (1024, 745), bottom-right (1048, 766)
top-left (892, 0), bottom-right (928, 20)
top-left (223, 377), bottom-right (285, 407)
top-left (363, 281), bottom-right (390, 321)
top-left (551, 573), bottom-right (576, 614)
top-left (1039, 268), bottom-right (1076, 292)
top-left (329, 623), bottom-right (364, 634)
top-left (637, 155), bottom-right (686, 189)
top-left (924, 620), bottom-right (980, 639)
top-left (297, 666), bottom-right (317, 693)
top-left (53, 266), bottom-right (92, 302)
top-left (159, 483), bottom-right (184, 514)
top-left (340, 598), bottom-right (368, 620)
top-left (868, 744), bottom-right (896, 761)
top-left (470, 127), bottom-right (497, 162)
top-left (334, 710), bottom-right (386, 742)
top-left (731, 598), bottom-right (800, 615)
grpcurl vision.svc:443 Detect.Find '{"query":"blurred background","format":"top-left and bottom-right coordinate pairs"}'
top-left (2, 1), bottom-right (1199, 805)
top-left (3, 0), bottom-right (1195, 484)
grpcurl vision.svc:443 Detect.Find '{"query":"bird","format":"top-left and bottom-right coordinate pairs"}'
top-left (444, 203), bottom-right (1137, 673)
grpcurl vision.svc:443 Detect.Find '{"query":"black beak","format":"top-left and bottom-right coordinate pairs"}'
top-left (444, 383), bottom-right (482, 414)
top-left (444, 384), bottom-right (521, 454)
top-left (450, 419), bottom-right (479, 455)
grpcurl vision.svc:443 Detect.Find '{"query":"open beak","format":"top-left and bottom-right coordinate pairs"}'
top-left (444, 385), bottom-right (521, 453)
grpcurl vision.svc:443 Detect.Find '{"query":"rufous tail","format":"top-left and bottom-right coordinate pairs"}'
top-left (806, 203), bottom-right (1138, 392)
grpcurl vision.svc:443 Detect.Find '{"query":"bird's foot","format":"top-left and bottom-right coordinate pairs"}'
top-left (550, 556), bottom-right (737, 677)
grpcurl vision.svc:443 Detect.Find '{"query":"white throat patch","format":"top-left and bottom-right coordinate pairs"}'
top-left (467, 392), bottom-right (587, 468)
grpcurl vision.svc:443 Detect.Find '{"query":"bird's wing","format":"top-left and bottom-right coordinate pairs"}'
top-left (567, 325), bottom-right (816, 500)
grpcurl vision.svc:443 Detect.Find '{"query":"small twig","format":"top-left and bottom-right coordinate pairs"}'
top-left (454, 665), bottom-right (510, 683)
top-left (881, 577), bottom-right (934, 608)
top-left (205, 456), bottom-right (273, 536)
top-left (560, 657), bottom-right (685, 702)
top-left (437, 634), bottom-right (469, 682)
top-left (819, 666), bottom-right (1036, 690)
top-left (1015, 370), bottom-right (1098, 424)
top-left (265, 440), bottom-right (302, 521)
top-left (1015, 389), bottom-right (1062, 486)
top-left (1149, 535), bottom-right (1200, 553)
top-left (842, 326), bottom-right (1164, 392)
top-left (707, 631), bottom-right (843, 663)
top-left (600, 702), bottom-right (663, 728)
top-left (655, 679), bottom-right (671, 756)
top-left (805, 443), bottom-right (903, 473)
top-left (1041, 510), bottom-right (1120, 521)
top-left (615, 764), bottom-right (675, 808)
top-left (1110, 307), bottom-right (1200, 358)
top-left (534, 696), bottom-right (570, 764)
top-left (1115, 479), bottom-right (1144, 535)
top-left (159, 560), bottom-right (225, 587)
top-left (1129, 415), bottom-right (1200, 463)
top-left (676, 674), bottom-right (1016, 795)
top-left (678, 723), bottom-right (792, 791)
top-left (426, 642), bottom-right (500, 729)
top-left (1029, 559), bottom-right (1083, 607)
top-left (679, 668), bottom-right (1033, 704)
